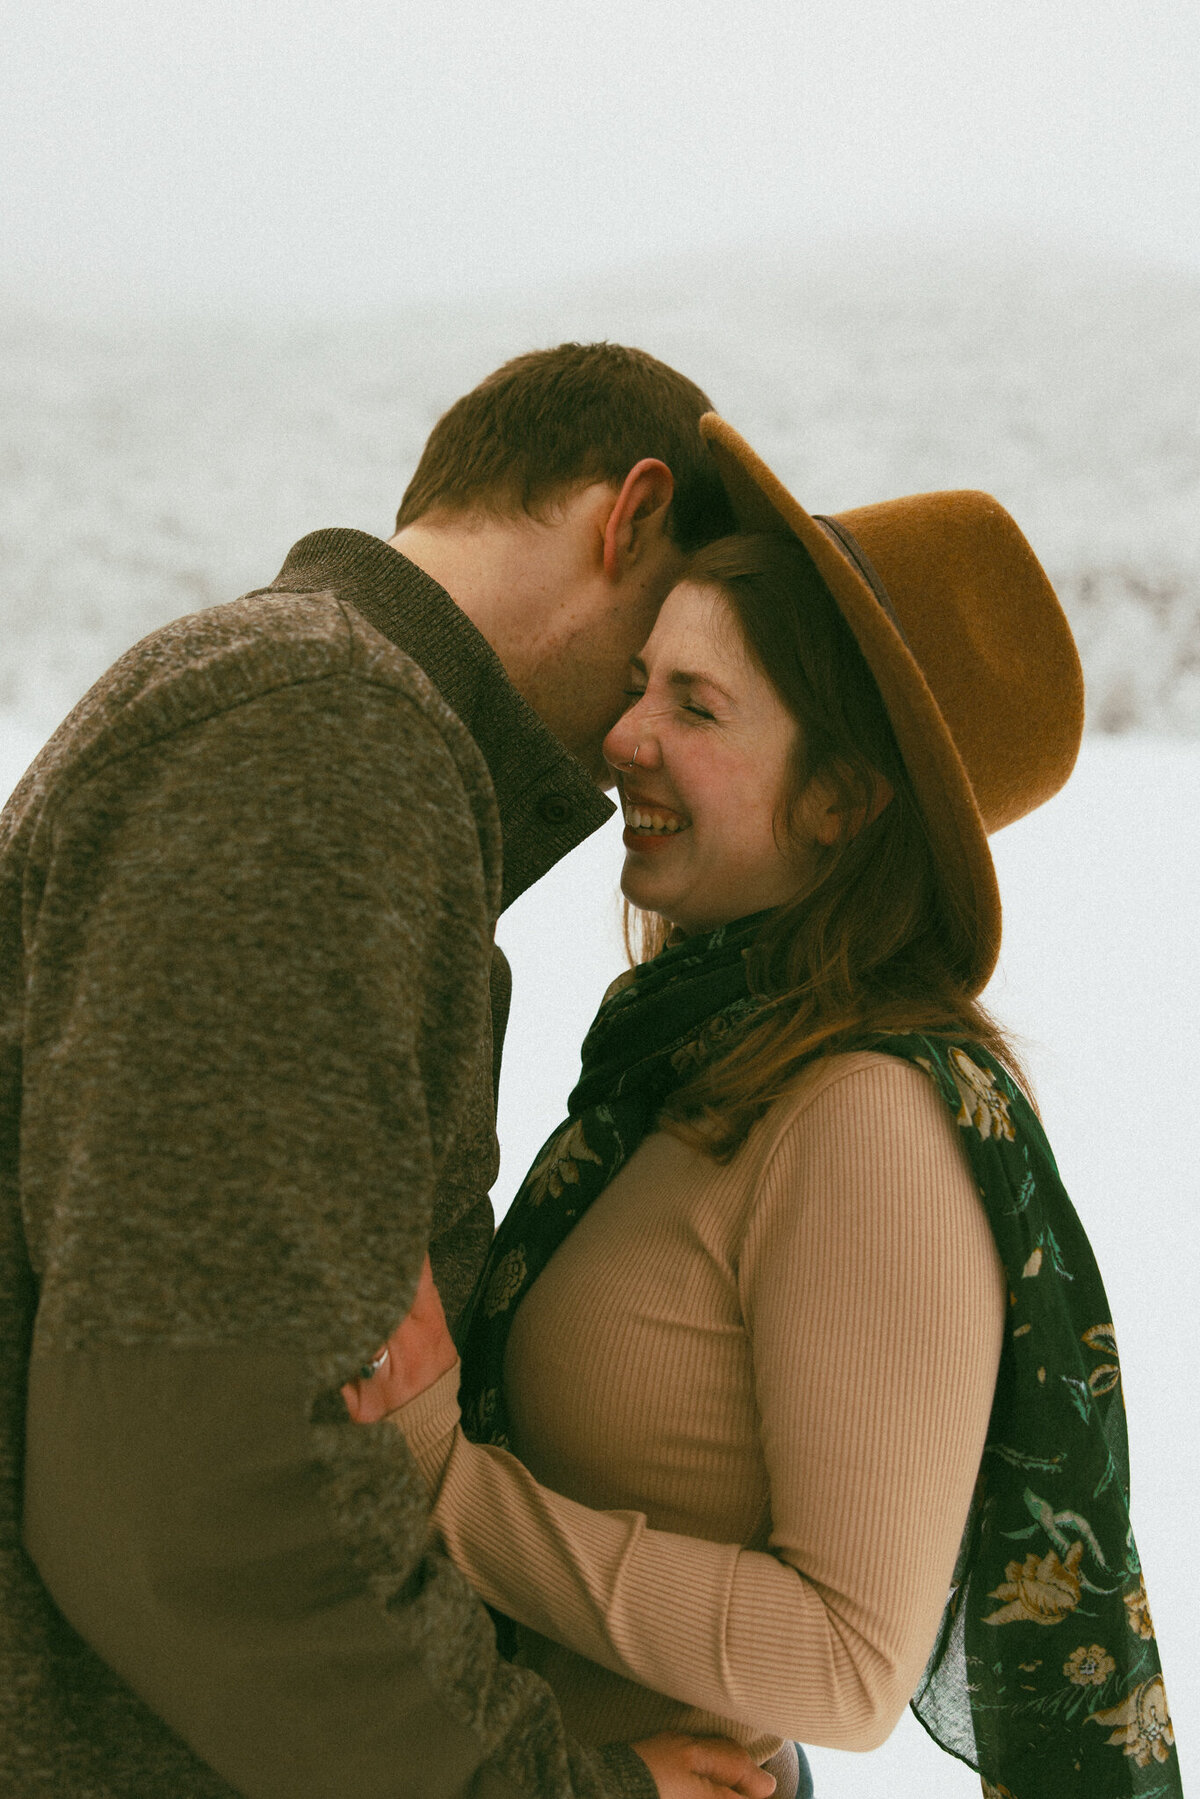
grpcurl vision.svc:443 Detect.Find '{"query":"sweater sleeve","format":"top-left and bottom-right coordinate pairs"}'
top-left (391, 1058), bottom-right (1006, 1751)
top-left (20, 674), bottom-right (653, 1799)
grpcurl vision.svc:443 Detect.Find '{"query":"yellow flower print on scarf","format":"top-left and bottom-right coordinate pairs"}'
top-left (524, 1119), bottom-right (603, 1206)
top-left (462, 1384), bottom-right (503, 1442)
top-left (984, 1540), bottom-right (1084, 1625)
top-left (947, 1046), bottom-right (1017, 1141)
top-left (670, 1009), bottom-right (738, 1077)
top-left (851, 1036), bottom-right (1180, 1794)
top-left (1064, 1644), bottom-right (1116, 1686)
top-left (1082, 1322), bottom-right (1121, 1397)
top-left (1088, 1674), bottom-right (1175, 1768)
top-left (1124, 1574), bottom-right (1156, 1641)
top-left (482, 1245), bottom-right (527, 1318)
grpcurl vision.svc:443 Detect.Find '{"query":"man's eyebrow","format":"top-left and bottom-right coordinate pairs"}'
top-left (629, 654), bottom-right (735, 703)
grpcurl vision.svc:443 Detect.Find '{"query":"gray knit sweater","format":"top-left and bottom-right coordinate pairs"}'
top-left (0, 530), bottom-right (656, 1799)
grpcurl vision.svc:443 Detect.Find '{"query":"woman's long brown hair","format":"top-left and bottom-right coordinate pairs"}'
top-left (625, 533), bottom-right (1028, 1161)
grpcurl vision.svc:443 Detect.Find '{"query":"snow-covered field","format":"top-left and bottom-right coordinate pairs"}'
top-left (493, 736), bottom-right (1199, 1797)
top-left (3, 244), bottom-right (1199, 742)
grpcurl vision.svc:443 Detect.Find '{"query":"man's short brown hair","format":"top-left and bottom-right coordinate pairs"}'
top-left (395, 342), bottom-right (737, 552)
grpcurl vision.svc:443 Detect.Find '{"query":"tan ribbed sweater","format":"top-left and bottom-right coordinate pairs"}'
top-left (395, 1051), bottom-right (1007, 1765)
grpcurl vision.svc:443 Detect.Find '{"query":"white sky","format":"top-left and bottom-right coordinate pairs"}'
top-left (4, 0), bottom-right (1199, 316)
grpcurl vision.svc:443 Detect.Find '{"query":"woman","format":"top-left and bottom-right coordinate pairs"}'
top-left (345, 417), bottom-right (1180, 1799)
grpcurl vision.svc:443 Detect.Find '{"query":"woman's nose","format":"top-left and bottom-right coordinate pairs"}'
top-left (602, 708), bottom-right (640, 773)
top-left (604, 694), bottom-right (665, 774)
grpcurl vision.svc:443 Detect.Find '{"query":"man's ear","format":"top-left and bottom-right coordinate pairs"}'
top-left (602, 458), bottom-right (674, 579)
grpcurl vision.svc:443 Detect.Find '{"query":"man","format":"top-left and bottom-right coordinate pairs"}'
top-left (0, 343), bottom-right (777, 1799)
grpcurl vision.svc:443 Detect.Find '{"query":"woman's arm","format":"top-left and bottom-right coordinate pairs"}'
top-left (371, 1058), bottom-right (1006, 1751)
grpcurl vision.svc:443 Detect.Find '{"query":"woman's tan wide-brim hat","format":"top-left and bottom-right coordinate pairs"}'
top-left (700, 412), bottom-right (1085, 994)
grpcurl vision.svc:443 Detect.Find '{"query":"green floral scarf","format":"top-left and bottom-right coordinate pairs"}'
top-left (886, 1035), bottom-right (1180, 1798)
top-left (457, 910), bottom-right (770, 1445)
top-left (458, 925), bottom-right (1181, 1799)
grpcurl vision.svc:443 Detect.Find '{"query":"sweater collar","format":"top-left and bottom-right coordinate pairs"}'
top-left (268, 529), bottom-right (615, 912)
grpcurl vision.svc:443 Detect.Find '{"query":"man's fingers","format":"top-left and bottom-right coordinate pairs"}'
top-left (631, 1731), bottom-right (777, 1798)
top-left (341, 1255), bottom-right (459, 1424)
top-left (342, 1256), bottom-right (437, 1423)
top-left (688, 1739), bottom-right (776, 1797)
top-left (696, 1785), bottom-right (776, 1799)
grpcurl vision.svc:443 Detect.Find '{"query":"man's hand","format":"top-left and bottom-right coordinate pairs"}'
top-left (630, 1732), bottom-right (776, 1798)
top-left (341, 1254), bottom-right (459, 1424)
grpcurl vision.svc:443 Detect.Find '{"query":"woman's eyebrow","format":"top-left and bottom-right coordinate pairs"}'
top-left (629, 654), bottom-right (735, 704)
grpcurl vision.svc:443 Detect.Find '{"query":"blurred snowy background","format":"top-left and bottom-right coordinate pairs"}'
top-left (5, 0), bottom-right (1199, 1789)
top-left (3, 246), bottom-right (1199, 743)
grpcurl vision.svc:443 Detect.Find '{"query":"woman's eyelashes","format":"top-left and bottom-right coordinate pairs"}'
top-left (621, 687), bottom-right (715, 722)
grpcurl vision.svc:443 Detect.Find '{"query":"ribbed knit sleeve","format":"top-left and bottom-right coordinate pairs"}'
top-left (392, 1056), bottom-right (1006, 1752)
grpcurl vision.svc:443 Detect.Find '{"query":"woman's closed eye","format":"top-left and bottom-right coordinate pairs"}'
top-left (622, 687), bottom-right (714, 721)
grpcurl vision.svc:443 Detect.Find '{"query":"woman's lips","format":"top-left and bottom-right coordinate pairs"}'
top-left (626, 795), bottom-right (690, 849)
top-left (622, 823), bottom-right (685, 853)
top-left (620, 787), bottom-right (690, 852)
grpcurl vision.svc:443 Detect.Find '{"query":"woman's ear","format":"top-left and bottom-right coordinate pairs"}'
top-left (800, 766), bottom-right (893, 846)
top-left (797, 772), bottom-right (844, 848)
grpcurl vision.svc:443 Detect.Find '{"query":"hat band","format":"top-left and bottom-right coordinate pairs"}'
top-left (813, 515), bottom-right (911, 650)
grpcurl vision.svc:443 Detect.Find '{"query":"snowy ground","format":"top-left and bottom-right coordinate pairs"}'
top-left (3, 246), bottom-right (1199, 741)
top-left (492, 735), bottom-right (1199, 1798)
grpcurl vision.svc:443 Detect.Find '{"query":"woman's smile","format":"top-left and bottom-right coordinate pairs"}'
top-left (621, 787), bottom-right (691, 849)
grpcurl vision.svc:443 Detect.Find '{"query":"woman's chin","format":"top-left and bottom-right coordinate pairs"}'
top-left (620, 867), bottom-right (656, 908)
top-left (620, 865), bottom-right (673, 917)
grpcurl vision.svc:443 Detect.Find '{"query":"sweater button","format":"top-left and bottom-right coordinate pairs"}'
top-left (538, 794), bottom-right (571, 824)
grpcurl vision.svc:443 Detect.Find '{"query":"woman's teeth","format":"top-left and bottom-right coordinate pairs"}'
top-left (626, 808), bottom-right (687, 834)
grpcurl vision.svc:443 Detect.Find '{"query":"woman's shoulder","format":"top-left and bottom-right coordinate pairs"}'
top-left (750, 1045), bottom-right (966, 1170)
top-left (774, 1044), bottom-right (938, 1111)
top-left (739, 1045), bottom-right (1005, 1291)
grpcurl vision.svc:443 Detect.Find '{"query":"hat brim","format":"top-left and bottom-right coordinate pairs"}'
top-left (700, 412), bottom-right (1001, 993)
